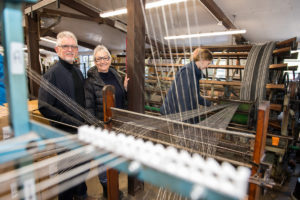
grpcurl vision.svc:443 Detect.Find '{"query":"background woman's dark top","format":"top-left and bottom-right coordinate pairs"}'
top-left (160, 61), bottom-right (211, 116)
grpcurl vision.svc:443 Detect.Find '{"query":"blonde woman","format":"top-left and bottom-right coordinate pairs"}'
top-left (84, 45), bottom-right (127, 198)
top-left (160, 48), bottom-right (212, 123)
top-left (85, 45), bottom-right (128, 120)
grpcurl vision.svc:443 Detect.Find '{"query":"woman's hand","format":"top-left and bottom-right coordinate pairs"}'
top-left (124, 74), bottom-right (130, 91)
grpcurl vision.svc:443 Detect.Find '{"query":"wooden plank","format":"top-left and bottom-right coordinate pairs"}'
top-left (269, 64), bottom-right (298, 71)
top-left (127, 0), bottom-right (145, 196)
top-left (276, 37), bottom-right (298, 50)
top-left (208, 65), bottom-right (244, 69)
top-left (24, 0), bottom-right (56, 14)
top-left (146, 64), bottom-right (245, 69)
top-left (270, 104), bottom-right (282, 111)
top-left (103, 85), bottom-right (119, 200)
top-left (273, 47), bottom-right (291, 56)
top-left (146, 63), bottom-right (183, 67)
top-left (149, 52), bottom-right (249, 58)
top-left (25, 13), bottom-right (41, 98)
top-left (249, 101), bottom-right (270, 200)
top-left (287, 52), bottom-right (299, 59)
top-left (269, 63), bottom-right (288, 69)
top-left (111, 63), bottom-right (126, 66)
top-left (213, 52), bottom-right (248, 57)
top-left (162, 44), bottom-right (252, 53)
top-left (200, 80), bottom-right (241, 86)
top-left (41, 8), bottom-right (96, 22)
top-left (266, 84), bottom-right (285, 89)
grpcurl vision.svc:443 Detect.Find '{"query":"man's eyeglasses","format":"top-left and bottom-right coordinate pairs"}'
top-left (95, 56), bottom-right (110, 62)
top-left (59, 45), bottom-right (78, 50)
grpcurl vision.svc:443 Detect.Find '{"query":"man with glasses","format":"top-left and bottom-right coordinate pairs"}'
top-left (38, 31), bottom-right (87, 199)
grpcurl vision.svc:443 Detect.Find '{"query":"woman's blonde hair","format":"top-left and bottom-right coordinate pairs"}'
top-left (190, 48), bottom-right (213, 62)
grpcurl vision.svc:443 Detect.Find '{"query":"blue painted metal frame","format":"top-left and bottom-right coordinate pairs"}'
top-left (1, 0), bottom-right (32, 136)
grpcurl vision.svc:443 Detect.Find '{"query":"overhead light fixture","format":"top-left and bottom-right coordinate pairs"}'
top-left (100, 0), bottom-right (187, 18)
top-left (164, 29), bottom-right (246, 40)
top-left (100, 8), bottom-right (127, 18)
top-left (40, 37), bottom-right (57, 44)
top-left (22, 47), bottom-right (50, 52)
top-left (145, 0), bottom-right (187, 9)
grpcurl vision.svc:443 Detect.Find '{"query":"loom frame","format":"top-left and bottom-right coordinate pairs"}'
top-left (0, 1), bottom-right (241, 199)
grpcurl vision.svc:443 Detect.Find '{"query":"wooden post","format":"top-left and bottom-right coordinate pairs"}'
top-left (126, 0), bottom-right (145, 113)
top-left (126, 0), bottom-right (145, 196)
top-left (103, 85), bottom-right (119, 200)
top-left (25, 13), bottom-right (41, 98)
top-left (249, 101), bottom-right (270, 200)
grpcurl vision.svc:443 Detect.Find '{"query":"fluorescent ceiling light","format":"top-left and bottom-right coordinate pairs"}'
top-left (164, 29), bottom-right (247, 40)
top-left (22, 47), bottom-right (51, 52)
top-left (100, 8), bottom-right (127, 18)
top-left (145, 0), bottom-right (187, 9)
top-left (100, 0), bottom-right (187, 18)
top-left (40, 37), bottom-right (57, 44)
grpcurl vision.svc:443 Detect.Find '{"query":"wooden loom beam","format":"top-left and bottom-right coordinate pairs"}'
top-left (249, 101), bottom-right (270, 200)
top-left (103, 85), bottom-right (119, 200)
top-left (276, 37), bottom-right (298, 50)
top-left (25, 12), bottom-right (41, 98)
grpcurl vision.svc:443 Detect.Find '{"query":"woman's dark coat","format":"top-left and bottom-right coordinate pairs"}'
top-left (84, 66), bottom-right (126, 120)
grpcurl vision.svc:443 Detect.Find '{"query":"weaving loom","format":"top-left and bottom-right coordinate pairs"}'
top-left (100, 84), bottom-right (275, 200)
top-left (2, 0), bottom-right (297, 199)
top-left (0, 1), bottom-right (252, 200)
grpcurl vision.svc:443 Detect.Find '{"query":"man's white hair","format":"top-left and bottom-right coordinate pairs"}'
top-left (56, 31), bottom-right (78, 47)
top-left (93, 45), bottom-right (111, 59)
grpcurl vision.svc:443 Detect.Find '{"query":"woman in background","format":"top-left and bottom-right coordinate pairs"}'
top-left (160, 48), bottom-right (212, 123)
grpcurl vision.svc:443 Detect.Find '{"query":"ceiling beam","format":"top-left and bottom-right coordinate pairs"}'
top-left (60, 0), bottom-right (115, 27)
top-left (199, 0), bottom-right (246, 44)
top-left (24, 0), bottom-right (56, 14)
top-left (41, 8), bottom-right (95, 22)
top-left (145, 36), bottom-right (168, 52)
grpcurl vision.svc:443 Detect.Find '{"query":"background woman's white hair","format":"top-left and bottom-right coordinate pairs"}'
top-left (93, 45), bottom-right (111, 59)
top-left (56, 31), bottom-right (78, 47)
